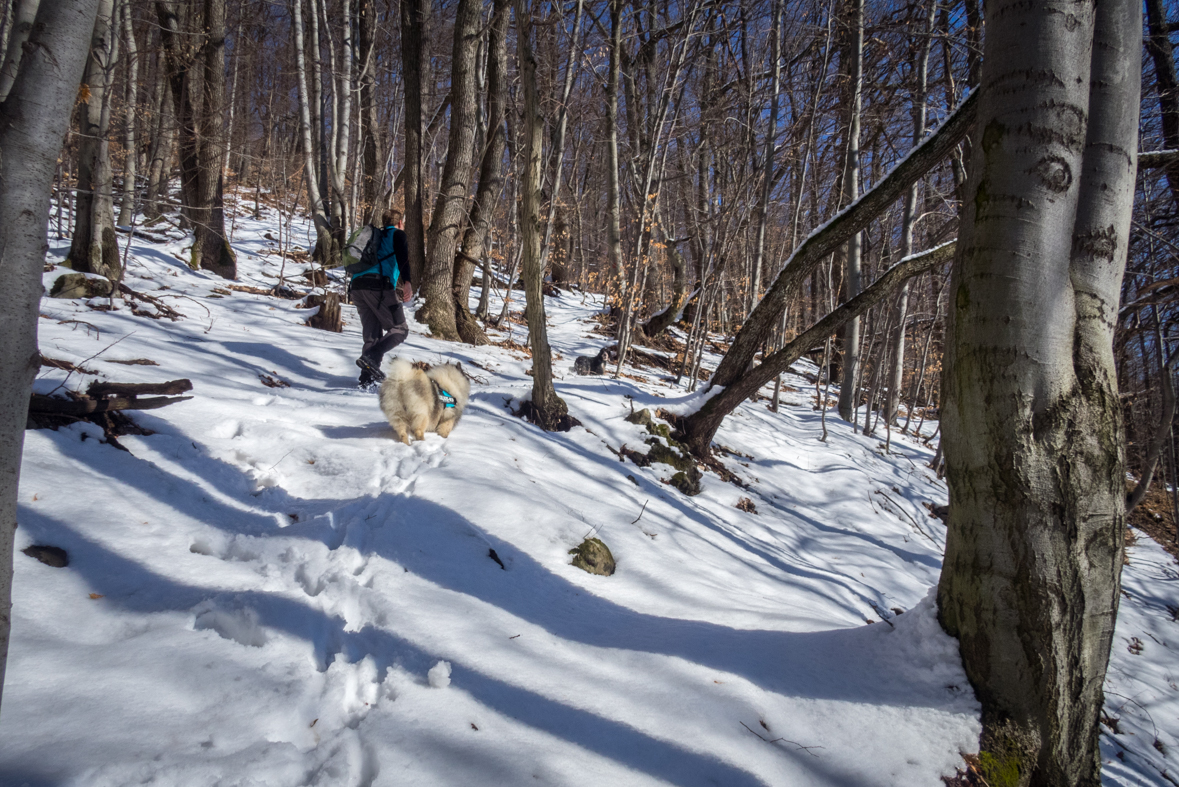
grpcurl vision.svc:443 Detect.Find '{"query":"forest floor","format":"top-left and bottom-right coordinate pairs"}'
top-left (1, 201), bottom-right (1176, 786)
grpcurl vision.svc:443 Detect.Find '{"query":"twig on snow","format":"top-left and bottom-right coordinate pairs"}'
top-left (739, 722), bottom-right (823, 756)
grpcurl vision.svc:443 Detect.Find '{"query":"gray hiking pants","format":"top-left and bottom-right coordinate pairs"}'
top-left (353, 288), bottom-right (409, 362)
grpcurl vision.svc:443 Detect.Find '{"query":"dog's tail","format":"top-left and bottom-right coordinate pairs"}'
top-left (385, 356), bottom-right (416, 383)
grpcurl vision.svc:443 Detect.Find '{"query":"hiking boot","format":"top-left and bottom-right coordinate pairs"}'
top-left (356, 355), bottom-right (386, 382)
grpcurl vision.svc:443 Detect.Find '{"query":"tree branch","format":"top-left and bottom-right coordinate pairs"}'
top-left (710, 89), bottom-right (977, 390)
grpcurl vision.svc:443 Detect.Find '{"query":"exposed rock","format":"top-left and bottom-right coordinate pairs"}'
top-left (625, 408), bottom-right (653, 426)
top-left (23, 544), bottom-right (68, 568)
top-left (569, 537), bottom-right (615, 576)
top-left (49, 273), bottom-right (112, 299)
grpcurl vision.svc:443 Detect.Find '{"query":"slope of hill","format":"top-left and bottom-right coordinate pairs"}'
top-left (0, 206), bottom-right (1175, 786)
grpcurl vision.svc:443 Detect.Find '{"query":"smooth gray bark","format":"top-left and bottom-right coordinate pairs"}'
top-left (604, 0), bottom-right (624, 305)
top-left (936, 1), bottom-right (1140, 784)
top-left (116, 0), bottom-right (138, 226)
top-left (537, 0), bottom-right (583, 274)
top-left (835, 0), bottom-right (863, 423)
top-left (357, 0), bottom-right (380, 221)
top-left (290, 0), bottom-right (332, 264)
top-left (0, 0), bottom-right (41, 104)
top-left (0, 0), bottom-right (101, 714)
top-left (328, 0), bottom-right (353, 243)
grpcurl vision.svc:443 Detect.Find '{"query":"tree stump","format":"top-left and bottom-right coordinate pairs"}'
top-left (305, 292), bottom-right (343, 332)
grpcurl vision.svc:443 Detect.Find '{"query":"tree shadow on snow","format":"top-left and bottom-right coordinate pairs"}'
top-left (13, 509), bottom-right (778, 787)
top-left (18, 424), bottom-right (971, 787)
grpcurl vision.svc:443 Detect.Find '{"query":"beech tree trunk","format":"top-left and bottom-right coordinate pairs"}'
top-left (835, 0), bottom-right (863, 423)
top-left (289, 0), bottom-right (333, 264)
top-left (143, 53), bottom-right (174, 221)
top-left (328, 0), bottom-right (353, 247)
top-left (936, 1), bottom-right (1140, 784)
top-left (116, 0), bottom-right (137, 226)
top-left (0, 0), bottom-right (40, 104)
top-left (747, 0), bottom-right (781, 315)
top-left (0, 0), bottom-right (100, 714)
top-left (604, 0), bottom-right (624, 306)
top-left (357, 0), bottom-right (380, 222)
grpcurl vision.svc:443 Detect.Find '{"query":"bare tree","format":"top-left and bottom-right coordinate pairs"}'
top-left (419, 0), bottom-right (482, 341)
top-left (0, 0), bottom-right (101, 713)
top-left (289, 0), bottom-right (333, 264)
top-left (515, 0), bottom-right (568, 430)
top-left (399, 0), bottom-right (429, 288)
top-left (194, 0), bottom-right (236, 278)
top-left (68, 0), bottom-right (121, 280)
top-left (452, 0), bottom-right (510, 346)
top-left (835, 0), bottom-right (863, 423)
top-left (883, 0), bottom-right (937, 425)
top-left (678, 89), bottom-right (978, 457)
top-left (936, 0), bottom-right (1140, 783)
top-left (116, 0), bottom-right (138, 227)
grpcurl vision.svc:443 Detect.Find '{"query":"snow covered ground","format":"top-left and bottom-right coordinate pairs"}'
top-left (0, 204), bottom-right (1175, 786)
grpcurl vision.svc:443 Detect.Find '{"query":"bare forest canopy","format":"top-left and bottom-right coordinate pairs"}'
top-left (33, 0), bottom-right (1179, 501)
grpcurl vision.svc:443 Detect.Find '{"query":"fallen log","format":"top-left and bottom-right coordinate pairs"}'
top-left (87, 379), bottom-right (192, 398)
top-left (29, 393), bottom-right (193, 416)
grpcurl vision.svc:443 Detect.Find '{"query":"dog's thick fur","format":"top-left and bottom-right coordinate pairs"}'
top-left (379, 358), bottom-right (470, 444)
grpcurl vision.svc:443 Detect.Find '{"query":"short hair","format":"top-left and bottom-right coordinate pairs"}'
top-left (382, 209), bottom-right (403, 227)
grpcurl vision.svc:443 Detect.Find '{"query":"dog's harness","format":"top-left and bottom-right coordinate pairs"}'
top-left (431, 379), bottom-right (457, 409)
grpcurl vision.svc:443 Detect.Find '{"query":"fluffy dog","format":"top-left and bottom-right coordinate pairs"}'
top-left (379, 358), bottom-right (470, 444)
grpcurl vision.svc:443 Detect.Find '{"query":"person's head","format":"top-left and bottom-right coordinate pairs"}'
top-left (382, 209), bottom-right (403, 228)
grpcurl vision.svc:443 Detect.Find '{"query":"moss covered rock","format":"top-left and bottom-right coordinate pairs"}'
top-left (647, 441), bottom-right (694, 473)
top-left (669, 468), bottom-right (702, 496)
top-left (569, 537), bottom-right (615, 576)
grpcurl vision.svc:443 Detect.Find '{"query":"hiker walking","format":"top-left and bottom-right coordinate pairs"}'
top-left (345, 209), bottom-right (414, 388)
